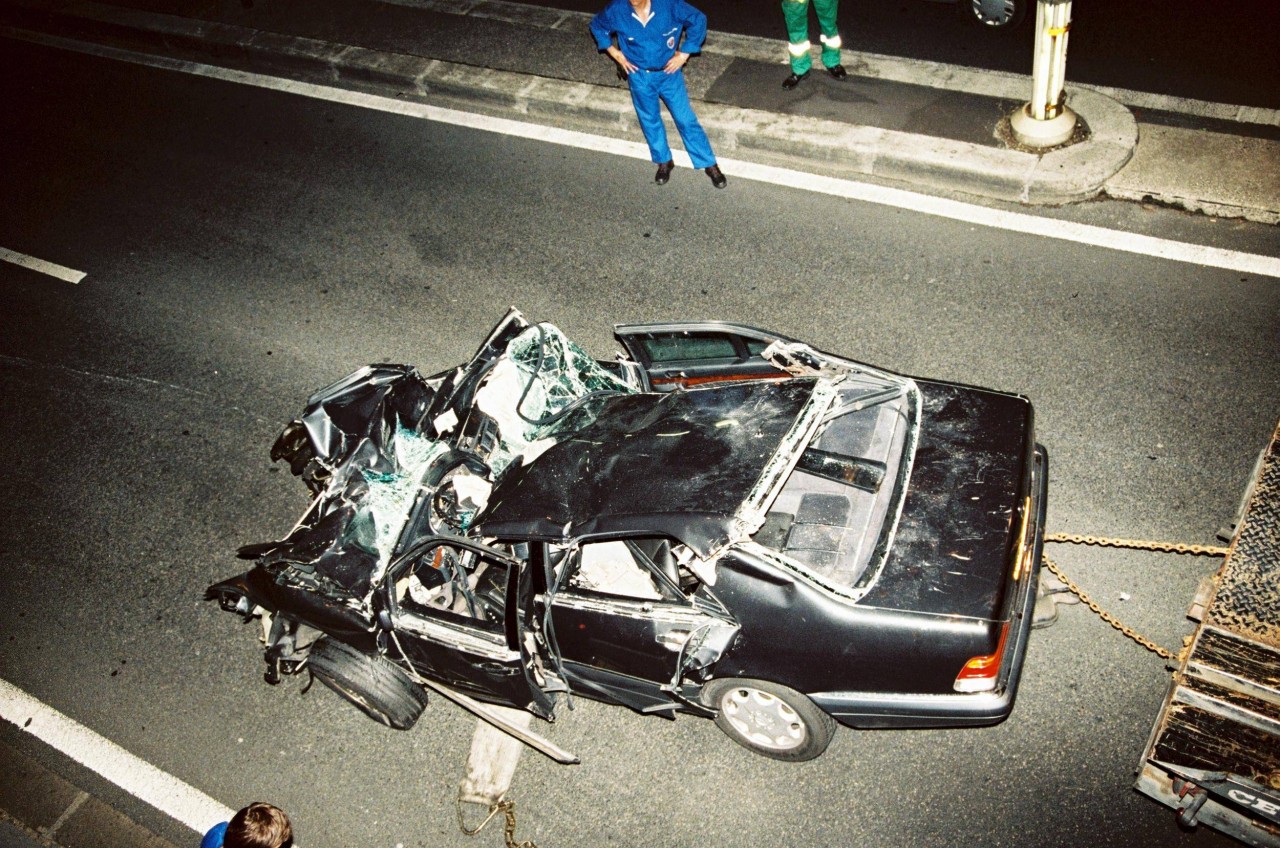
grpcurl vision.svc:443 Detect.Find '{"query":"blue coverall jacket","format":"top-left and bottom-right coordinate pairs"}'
top-left (590, 0), bottom-right (707, 70)
top-left (589, 0), bottom-right (717, 169)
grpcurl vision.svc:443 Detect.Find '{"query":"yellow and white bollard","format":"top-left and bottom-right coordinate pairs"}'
top-left (1010, 0), bottom-right (1076, 147)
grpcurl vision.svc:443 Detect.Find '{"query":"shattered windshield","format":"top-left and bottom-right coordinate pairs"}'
top-left (250, 319), bottom-right (638, 607)
top-left (471, 323), bottom-right (636, 475)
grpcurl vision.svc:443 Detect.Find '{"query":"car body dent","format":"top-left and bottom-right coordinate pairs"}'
top-left (474, 378), bottom-right (832, 558)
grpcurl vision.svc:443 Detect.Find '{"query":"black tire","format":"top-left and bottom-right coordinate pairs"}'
top-left (308, 638), bottom-right (428, 731)
top-left (960, 0), bottom-right (1026, 30)
top-left (702, 678), bottom-right (836, 762)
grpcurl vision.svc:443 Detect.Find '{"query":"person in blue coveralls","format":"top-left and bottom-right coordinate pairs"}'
top-left (201, 802), bottom-right (293, 848)
top-left (590, 0), bottom-right (727, 188)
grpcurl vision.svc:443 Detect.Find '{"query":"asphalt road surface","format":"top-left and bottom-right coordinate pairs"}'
top-left (2, 37), bottom-right (1279, 848)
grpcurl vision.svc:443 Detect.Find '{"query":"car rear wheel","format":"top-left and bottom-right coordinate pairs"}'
top-left (962, 0), bottom-right (1026, 29)
top-left (703, 678), bottom-right (836, 762)
top-left (308, 637), bottom-right (428, 731)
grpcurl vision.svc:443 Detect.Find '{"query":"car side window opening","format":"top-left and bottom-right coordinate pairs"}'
top-left (395, 544), bottom-right (508, 633)
top-left (563, 539), bottom-right (692, 602)
top-left (639, 333), bottom-right (740, 365)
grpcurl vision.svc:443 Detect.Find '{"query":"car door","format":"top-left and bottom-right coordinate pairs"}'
top-left (383, 537), bottom-right (556, 718)
top-left (613, 321), bottom-right (792, 391)
top-left (544, 538), bottom-right (738, 713)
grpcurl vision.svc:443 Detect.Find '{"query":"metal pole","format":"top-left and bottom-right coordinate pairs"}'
top-left (1011, 0), bottom-right (1077, 147)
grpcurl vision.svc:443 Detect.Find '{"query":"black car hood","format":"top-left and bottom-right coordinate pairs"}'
top-left (859, 380), bottom-right (1033, 620)
top-left (475, 379), bottom-right (821, 556)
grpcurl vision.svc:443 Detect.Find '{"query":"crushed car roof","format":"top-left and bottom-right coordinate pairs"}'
top-left (474, 377), bottom-right (820, 555)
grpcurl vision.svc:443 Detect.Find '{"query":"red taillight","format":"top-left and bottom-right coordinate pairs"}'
top-left (954, 622), bottom-right (1011, 693)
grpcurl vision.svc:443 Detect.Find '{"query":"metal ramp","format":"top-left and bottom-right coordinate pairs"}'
top-left (1136, 419), bottom-right (1280, 847)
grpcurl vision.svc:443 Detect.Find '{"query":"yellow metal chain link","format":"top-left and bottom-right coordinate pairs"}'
top-left (1041, 552), bottom-right (1177, 660)
top-left (458, 799), bottom-right (539, 848)
top-left (1045, 532), bottom-right (1229, 557)
top-left (1042, 534), bottom-right (1229, 662)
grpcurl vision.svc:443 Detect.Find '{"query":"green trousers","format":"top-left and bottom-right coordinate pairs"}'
top-left (782, 0), bottom-right (841, 75)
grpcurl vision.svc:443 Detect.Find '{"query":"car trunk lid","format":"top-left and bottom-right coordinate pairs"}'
top-left (858, 380), bottom-right (1036, 622)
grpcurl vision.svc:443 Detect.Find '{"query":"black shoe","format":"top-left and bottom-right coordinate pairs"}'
top-left (782, 70), bottom-right (809, 90)
top-left (705, 165), bottom-right (727, 189)
top-left (654, 161), bottom-right (674, 185)
top-left (827, 64), bottom-right (848, 80)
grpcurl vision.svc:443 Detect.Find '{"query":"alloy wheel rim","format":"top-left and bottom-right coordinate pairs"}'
top-left (720, 687), bottom-right (806, 751)
top-left (971, 0), bottom-right (1017, 25)
top-left (331, 677), bottom-right (392, 726)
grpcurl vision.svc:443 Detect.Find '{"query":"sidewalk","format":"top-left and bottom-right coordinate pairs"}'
top-left (0, 739), bottom-right (180, 848)
top-left (2, 0), bottom-right (1276, 220)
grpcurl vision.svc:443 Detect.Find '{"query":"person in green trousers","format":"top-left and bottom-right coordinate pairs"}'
top-left (781, 0), bottom-right (847, 89)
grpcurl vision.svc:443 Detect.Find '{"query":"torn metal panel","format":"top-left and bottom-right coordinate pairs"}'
top-left (476, 378), bottom-right (822, 556)
top-left (247, 317), bottom-right (638, 608)
top-left (252, 429), bottom-right (452, 605)
top-left (290, 365), bottom-right (436, 473)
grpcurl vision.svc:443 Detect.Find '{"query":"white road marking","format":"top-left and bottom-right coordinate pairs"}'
top-left (0, 677), bottom-right (234, 835)
top-left (9, 34), bottom-right (1280, 280)
top-left (0, 247), bottom-right (86, 284)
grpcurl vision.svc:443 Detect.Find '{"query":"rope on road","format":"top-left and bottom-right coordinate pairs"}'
top-left (1042, 533), bottom-right (1229, 662)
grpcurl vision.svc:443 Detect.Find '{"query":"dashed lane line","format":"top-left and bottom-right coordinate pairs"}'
top-left (0, 676), bottom-right (233, 836)
top-left (10, 35), bottom-right (1280, 281)
top-left (0, 248), bottom-right (86, 284)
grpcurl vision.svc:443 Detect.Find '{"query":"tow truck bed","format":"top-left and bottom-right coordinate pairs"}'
top-left (1136, 420), bottom-right (1280, 847)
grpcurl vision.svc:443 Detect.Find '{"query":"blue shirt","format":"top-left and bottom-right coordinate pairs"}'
top-left (201, 822), bottom-right (228, 848)
top-left (590, 0), bottom-right (708, 71)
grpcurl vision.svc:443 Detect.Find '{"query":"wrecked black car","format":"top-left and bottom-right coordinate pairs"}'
top-left (208, 309), bottom-right (1048, 761)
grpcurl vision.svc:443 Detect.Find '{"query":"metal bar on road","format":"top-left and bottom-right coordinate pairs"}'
top-left (0, 247), bottom-right (86, 284)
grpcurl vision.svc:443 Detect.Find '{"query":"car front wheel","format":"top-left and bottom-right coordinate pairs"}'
top-left (963, 0), bottom-right (1026, 29)
top-left (703, 678), bottom-right (836, 762)
top-left (307, 637), bottom-right (428, 731)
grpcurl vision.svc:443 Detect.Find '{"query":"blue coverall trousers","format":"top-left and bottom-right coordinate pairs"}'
top-left (627, 68), bottom-right (717, 169)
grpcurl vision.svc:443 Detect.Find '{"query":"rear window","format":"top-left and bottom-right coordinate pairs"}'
top-left (753, 381), bottom-right (913, 596)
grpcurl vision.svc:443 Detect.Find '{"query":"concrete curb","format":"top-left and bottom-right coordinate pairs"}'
top-left (1103, 186), bottom-right (1280, 227)
top-left (1, 0), bottom-right (1136, 205)
top-left (1024, 87), bottom-right (1137, 204)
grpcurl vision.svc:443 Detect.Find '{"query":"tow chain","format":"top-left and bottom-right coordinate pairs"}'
top-left (1045, 533), bottom-right (1229, 557)
top-left (458, 799), bottom-right (539, 848)
top-left (1042, 533), bottom-right (1229, 662)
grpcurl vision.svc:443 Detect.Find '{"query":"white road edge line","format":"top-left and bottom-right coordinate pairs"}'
top-left (0, 676), bottom-right (234, 835)
top-left (0, 247), bottom-right (86, 284)
top-left (14, 34), bottom-right (1280, 281)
